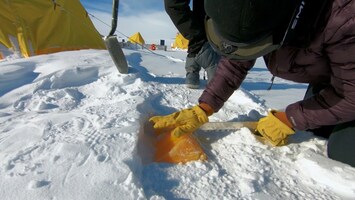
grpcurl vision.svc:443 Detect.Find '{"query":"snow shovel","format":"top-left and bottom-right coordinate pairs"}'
top-left (104, 0), bottom-right (129, 74)
top-left (153, 121), bottom-right (258, 164)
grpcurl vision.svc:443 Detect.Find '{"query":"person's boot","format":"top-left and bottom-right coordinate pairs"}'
top-left (185, 56), bottom-right (201, 89)
top-left (186, 71), bottom-right (200, 89)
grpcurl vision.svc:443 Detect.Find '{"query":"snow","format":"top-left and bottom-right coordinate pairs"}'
top-left (0, 48), bottom-right (355, 200)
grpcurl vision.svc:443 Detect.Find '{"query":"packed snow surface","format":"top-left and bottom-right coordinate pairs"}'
top-left (0, 49), bottom-right (354, 200)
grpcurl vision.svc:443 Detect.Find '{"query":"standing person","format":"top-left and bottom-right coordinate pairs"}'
top-left (150, 0), bottom-right (355, 167)
top-left (164, 0), bottom-right (220, 89)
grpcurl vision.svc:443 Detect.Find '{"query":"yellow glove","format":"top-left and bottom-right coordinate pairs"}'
top-left (256, 110), bottom-right (295, 146)
top-left (149, 105), bottom-right (209, 138)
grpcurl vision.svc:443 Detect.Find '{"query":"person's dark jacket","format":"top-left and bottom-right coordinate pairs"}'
top-left (199, 0), bottom-right (355, 131)
top-left (164, 0), bottom-right (206, 55)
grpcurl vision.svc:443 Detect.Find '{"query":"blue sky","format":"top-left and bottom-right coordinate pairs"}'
top-left (80, 0), bottom-right (177, 44)
top-left (80, 0), bottom-right (165, 16)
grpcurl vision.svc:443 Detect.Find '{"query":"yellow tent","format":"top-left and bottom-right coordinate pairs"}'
top-left (172, 33), bottom-right (189, 49)
top-left (128, 32), bottom-right (145, 45)
top-left (0, 0), bottom-right (105, 59)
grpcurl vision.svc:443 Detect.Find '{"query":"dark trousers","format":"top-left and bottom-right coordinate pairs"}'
top-left (305, 84), bottom-right (355, 167)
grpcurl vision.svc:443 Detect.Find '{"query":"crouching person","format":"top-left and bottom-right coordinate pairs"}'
top-left (151, 0), bottom-right (355, 167)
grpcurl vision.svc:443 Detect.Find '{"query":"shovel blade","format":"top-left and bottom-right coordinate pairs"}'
top-left (104, 36), bottom-right (129, 74)
top-left (154, 132), bottom-right (207, 163)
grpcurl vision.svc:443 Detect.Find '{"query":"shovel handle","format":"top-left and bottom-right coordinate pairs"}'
top-left (108, 0), bottom-right (119, 36)
top-left (199, 121), bottom-right (258, 131)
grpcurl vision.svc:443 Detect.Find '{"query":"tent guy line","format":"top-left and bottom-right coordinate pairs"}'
top-left (0, 0), bottom-right (175, 62)
top-left (86, 9), bottom-right (171, 57)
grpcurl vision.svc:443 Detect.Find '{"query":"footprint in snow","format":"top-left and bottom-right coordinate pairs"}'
top-left (28, 180), bottom-right (51, 189)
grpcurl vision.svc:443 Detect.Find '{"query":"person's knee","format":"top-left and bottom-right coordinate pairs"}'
top-left (185, 56), bottom-right (200, 72)
top-left (195, 42), bottom-right (220, 68)
top-left (327, 123), bottom-right (355, 167)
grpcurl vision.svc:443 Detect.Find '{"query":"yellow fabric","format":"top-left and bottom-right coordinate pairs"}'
top-left (128, 32), bottom-right (145, 45)
top-left (149, 105), bottom-right (208, 138)
top-left (0, 0), bottom-right (105, 58)
top-left (256, 110), bottom-right (295, 146)
top-left (172, 33), bottom-right (189, 49)
top-left (0, 2), bottom-right (15, 50)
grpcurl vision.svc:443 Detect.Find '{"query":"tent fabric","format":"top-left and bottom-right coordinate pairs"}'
top-left (0, 0), bottom-right (105, 58)
top-left (0, 44), bottom-right (12, 59)
top-left (128, 32), bottom-right (145, 45)
top-left (172, 33), bottom-right (189, 49)
top-left (0, 2), bottom-right (14, 50)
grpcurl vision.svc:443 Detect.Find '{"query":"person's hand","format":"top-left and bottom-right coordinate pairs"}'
top-left (149, 105), bottom-right (209, 138)
top-left (256, 110), bottom-right (295, 146)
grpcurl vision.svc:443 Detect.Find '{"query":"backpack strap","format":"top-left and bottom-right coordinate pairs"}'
top-left (282, 0), bottom-right (331, 48)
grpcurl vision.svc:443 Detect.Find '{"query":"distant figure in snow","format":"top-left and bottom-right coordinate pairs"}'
top-left (164, 0), bottom-right (220, 89)
top-left (150, 0), bottom-right (355, 167)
